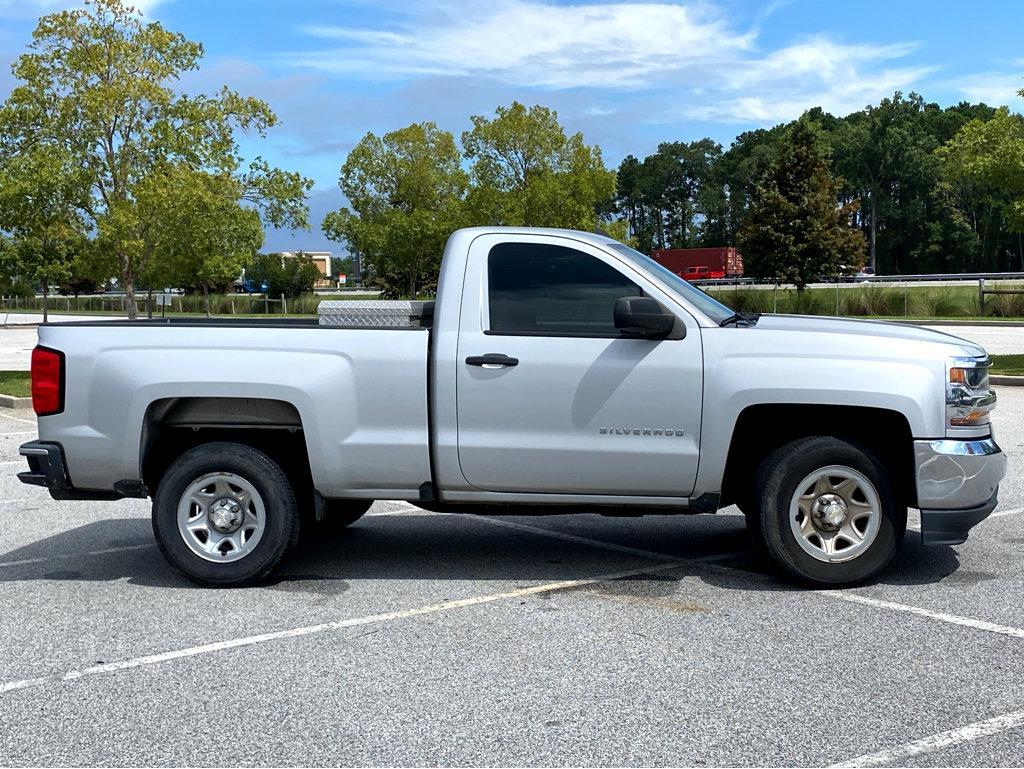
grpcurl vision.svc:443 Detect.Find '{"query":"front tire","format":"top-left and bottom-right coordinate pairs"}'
top-left (753, 437), bottom-right (906, 587)
top-left (152, 442), bottom-right (300, 587)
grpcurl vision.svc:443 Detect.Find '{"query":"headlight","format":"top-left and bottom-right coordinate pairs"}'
top-left (947, 356), bottom-right (996, 436)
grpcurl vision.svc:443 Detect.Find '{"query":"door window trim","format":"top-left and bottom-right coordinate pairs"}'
top-left (483, 240), bottom-right (650, 340)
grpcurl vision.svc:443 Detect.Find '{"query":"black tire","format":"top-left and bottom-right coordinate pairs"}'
top-left (152, 442), bottom-right (300, 587)
top-left (754, 436), bottom-right (906, 587)
top-left (320, 499), bottom-right (373, 530)
top-left (738, 503), bottom-right (765, 549)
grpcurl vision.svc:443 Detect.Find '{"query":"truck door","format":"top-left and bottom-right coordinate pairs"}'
top-left (454, 234), bottom-right (704, 497)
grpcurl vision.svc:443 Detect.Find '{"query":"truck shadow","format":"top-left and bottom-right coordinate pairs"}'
top-left (697, 535), bottom-right (962, 592)
top-left (0, 513), bottom-right (963, 591)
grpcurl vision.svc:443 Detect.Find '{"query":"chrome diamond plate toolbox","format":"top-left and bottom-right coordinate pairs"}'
top-left (317, 300), bottom-right (434, 327)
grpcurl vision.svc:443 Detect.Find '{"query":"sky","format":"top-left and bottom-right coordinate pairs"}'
top-left (1, 0), bottom-right (1022, 253)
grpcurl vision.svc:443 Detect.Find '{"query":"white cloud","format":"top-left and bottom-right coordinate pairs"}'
top-left (283, 1), bottom-right (935, 125)
top-left (683, 37), bottom-right (937, 123)
top-left (290, 1), bottom-right (756, 89)
top-left (952, 71), bottom-right (1024, 107)
top-left (722, 38), bottom-right (918, 90)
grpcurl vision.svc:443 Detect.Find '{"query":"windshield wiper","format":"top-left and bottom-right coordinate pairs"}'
top-left (719, 312), bottom-right (760, 327)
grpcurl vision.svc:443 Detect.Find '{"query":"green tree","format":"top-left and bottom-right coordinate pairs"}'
top-left (246, 252), bottom-right (322, 299)
top-left (149, 167), bottom-right (264, 313)
top-left (0, 0), bottom-right (310, 318)
top-left (323, 122), bottom-right (467, 298)
top-left (462, 102), bottom-right (614, 230)
top-left (738, 121), bottom-right (865, 289)
top-left (0, 143), bottom-right (88, 320)
top-left (937, 107), bottom-right (1024, 271)
top-left (616, 140), bottom-right (725, 252)
top-left (656, 139), bottom-right (723, 247)
top-left (829, 93), bottom-right (943, 272)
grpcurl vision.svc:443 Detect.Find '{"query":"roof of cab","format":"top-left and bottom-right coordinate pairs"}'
top-left (448, 226), bottom-right (620, 248)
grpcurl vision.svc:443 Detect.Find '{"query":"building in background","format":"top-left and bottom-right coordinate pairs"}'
top-left (281, 251), bottom-right (333, 288)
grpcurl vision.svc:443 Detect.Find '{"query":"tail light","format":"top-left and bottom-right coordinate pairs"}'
top-left (31, 346), bottom-right (64, 416)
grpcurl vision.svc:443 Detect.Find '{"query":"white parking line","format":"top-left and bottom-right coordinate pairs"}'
top-left (0, 558), bottom-right (690, 696)
top-left (815, 591), bottom-right (1024, 640)
top-left (831, 708), bottom-right (1024, 767)
top-left (0, 498), bottom-right (29, 505)
top-left (0, 542), bottom-right (155, 568)
top-left (472, 514), bottom-right (704, 561)
top-left (991, 507), bottom-right (1023, 519)
top-left (0, 413), bottom-right (36, 426)
top-left (459, 507), bottom-right (1024, 645)
top-left (389, 500), bottom-right (741, 564)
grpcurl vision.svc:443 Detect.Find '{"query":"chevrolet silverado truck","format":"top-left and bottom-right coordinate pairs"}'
top-left (17, 227), bottom-right (1007, 587)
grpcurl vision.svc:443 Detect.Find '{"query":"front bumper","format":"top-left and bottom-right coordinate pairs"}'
top-left (18, 441), bottom-right (124, 501)
top-left (914, 437), bottom-right (1006, 546)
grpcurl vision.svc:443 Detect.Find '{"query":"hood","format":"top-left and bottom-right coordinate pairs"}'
top-left (752, 315), bottom-right (986, 357)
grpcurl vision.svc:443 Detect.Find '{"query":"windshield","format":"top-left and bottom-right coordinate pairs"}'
top-left (608, 243), bottom-right (737, 324)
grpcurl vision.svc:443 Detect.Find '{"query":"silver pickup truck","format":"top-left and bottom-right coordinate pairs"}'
top-left (18, 227), bottom-right (1007, 587)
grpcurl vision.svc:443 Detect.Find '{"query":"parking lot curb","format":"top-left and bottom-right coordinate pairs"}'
top-left (992, 375), bottom-right (1024, 386)
top-left (0, 394), bottom-right (32, 410)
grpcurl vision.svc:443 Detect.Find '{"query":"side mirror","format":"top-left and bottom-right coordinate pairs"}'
top-left (614, 296), bottom-right (676, 339)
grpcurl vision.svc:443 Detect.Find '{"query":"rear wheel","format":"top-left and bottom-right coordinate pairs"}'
top-left (152, 442), bottom-right (300, 587)
top-left (753, 437), bottom-right (906, 587)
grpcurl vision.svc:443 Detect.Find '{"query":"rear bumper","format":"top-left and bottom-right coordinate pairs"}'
top-left (18, 441), bottom-right (126, 501)
top-left (914, 437), bottom-right (1006, 546)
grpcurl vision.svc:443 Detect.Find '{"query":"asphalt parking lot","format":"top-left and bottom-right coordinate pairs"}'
top-left (0, 394), bottom-right (1022, 767)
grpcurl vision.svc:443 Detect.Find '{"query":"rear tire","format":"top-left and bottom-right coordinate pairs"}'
top-left (152, 442), bottom-right (300, 587)
top-left (753, 436), bottom-right (906, 587)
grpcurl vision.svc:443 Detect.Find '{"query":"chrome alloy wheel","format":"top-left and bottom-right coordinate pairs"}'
top-left (788, 465), bottom-right (881, 563)
top-left (176, 472), bottom-right (266, 563)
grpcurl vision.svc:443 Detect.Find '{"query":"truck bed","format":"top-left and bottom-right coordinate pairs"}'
top-left (32, 320), bottom-right (434, 499)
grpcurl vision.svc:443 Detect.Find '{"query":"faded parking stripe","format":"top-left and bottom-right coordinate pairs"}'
top-left (815, 590), bottom-right (1024, 640)
top-left (0, 542), bottom-right (155, 568)
top-left (1, 556), bottom-right (741, 696)
top-left (831, 708), bottom-right (1024, 767)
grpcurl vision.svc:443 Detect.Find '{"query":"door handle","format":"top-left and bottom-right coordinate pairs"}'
top-left (466, 353), bottom-right (519, 368)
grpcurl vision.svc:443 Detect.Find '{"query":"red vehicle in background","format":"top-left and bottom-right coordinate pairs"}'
top-left (651, 247), bottom-right (744, 281)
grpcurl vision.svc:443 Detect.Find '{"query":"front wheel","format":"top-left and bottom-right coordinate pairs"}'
top-left (152, 442), bottom-right (300, 587)
top-left (753, 437), bottom-right (906, 587)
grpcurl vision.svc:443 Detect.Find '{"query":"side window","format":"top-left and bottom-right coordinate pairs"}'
top-left (487, 242), bottom-right (643, 336)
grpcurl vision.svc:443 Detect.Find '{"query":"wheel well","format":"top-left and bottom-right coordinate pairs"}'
top-left (720, 404), bottom-right (917, 510)
top-left (141, 398), bottom-right (313, 503)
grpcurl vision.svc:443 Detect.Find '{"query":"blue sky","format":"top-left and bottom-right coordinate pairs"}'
top-left (1, 0), bottom-right (1022, 253)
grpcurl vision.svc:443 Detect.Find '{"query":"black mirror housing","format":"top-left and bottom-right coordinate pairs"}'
top-left (614, 296), bottom-right (675, 339)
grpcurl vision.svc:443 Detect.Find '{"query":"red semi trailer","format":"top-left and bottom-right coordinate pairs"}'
top-left (651, 247), bottom-right (744, 280)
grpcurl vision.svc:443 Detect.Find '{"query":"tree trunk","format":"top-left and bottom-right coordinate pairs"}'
top-left (869, 195), bottom-right (877, 271)
top-left (42, 282), bottom-right (49, 324)
top-left (147, 288), bottom-right (153, 320)
top-left (408, 269), bottom-right (416, 299)
top-left (203, 284), bottom-right (211, 318)
top-left (119, 251), bottom-right (138, 320)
